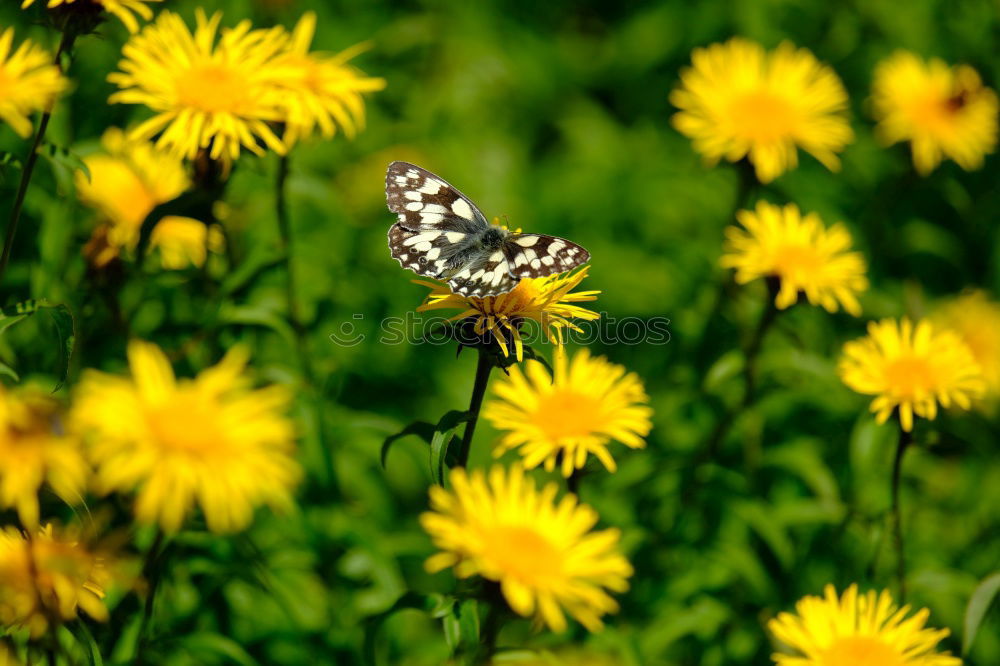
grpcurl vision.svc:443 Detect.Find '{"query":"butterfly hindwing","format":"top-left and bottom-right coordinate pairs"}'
top-left (503, 234), bottom-right (591, 279)
top-left (446, 249), bottom-right (518, 297)
top-left (388, 223), bottom-right (476, 279)
top-left (385, 161), bottom-right (490, 233)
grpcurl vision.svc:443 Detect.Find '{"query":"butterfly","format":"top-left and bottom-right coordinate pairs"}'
top-left (385, 161), bottom-right (590, 297)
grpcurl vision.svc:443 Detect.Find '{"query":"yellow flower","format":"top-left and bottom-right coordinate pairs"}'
top-left (484, 348), bottom-right (652, 476)
top-left (272, 12), bottom-right (386, 145)
top-left (721, 201), bottom-right (868, 316)
top-left (933, 291), bottom-right (1000, 395)
top-left (75, 127), bottom-right (222, 269)
top-left (768, 584), bottom-right (961, 666)
top-left (0, 386), bottom-right (88, 529)
top-left (671, 38), bottom-right (853, 183)
top-left (21, 0), bottom-right (161, 34)
top-left (0, 28), bottom-right (68, 138)
top-left (838, 318), bottom-right (985, 431)
top-left (872, 51), bottom-right (998, 175)
top-left (71, 341), bottom-right (300, 533)
top-left (108, 10), bottom-right (290, 162)
top-left (0, 524), bottom-right (110, 638)
top-left (416, 267), bottom-right (600, 361)
top-left (421, 464), bottom-right (632, 633)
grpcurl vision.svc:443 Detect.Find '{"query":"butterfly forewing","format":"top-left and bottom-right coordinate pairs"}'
top-left (385, 162), bottom-right (591, 297)
top-left (385, 161), bottom-right (490, 232)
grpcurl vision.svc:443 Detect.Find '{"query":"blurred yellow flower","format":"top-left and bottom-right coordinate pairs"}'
top-left (934, 291), bottom-right (1000, 395)
top-left (872, 51), bottom-right (997, 175)
top-left (0, 644), bottom-right (22, 666)
top-left (21, 0), bottom-right (161, 33)
top-left (838, 318), bottom-right (985, 431)
top-left (273, 12), bottom-right (386, 145)
top-left (484, 348), bottom-right (652, 476)
top-left (0, 28), bottom-right (68, 138)
top-left (72, 341), bottom-right (300, 533)
top-left (422, 464), bottom-right (631, 632)
top-left (109, 10), bottom-right (290, 162)
top-left (721, 201), bottom-right (868, 316)
top-left (0, 524), bottom-right (110, 638)
top-left (0, 386), bottom-right (88, 529)
top-left (76, 127), bottom-right (222, 269)
top-left (671, 38), bottom-right (853, 183)
top-left (416, 267), bottom-right (600, 361)
top-left (768, 584), bottom-right (960, 666)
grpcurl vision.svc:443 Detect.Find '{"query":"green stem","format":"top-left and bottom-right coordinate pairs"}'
top-left (455, 348), bottom-right (493, 468)
top-left (136, 529), bottom-right (167, 663)
top-left (275, 153), bottom-right (312, 382)
top-left (0, 28), bottom-right (76, 286)
top-left (472, 601), bottom-right (503, 665)
top-left (891, 426), bottom-right (912, 602)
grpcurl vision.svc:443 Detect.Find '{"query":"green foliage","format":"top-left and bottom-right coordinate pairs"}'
top-left (0, 0), bottom-right (998, 665)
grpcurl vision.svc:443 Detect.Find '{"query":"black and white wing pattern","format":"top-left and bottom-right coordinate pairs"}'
top-left (385, 161), bottom-right (590, 298)
top-left (503, 234), bottom-right (590, 280)
top-left (385, 161), bottom-right (489, 233)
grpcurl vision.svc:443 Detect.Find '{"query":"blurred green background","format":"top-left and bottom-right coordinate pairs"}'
top-left (2, 0), bottom-right (999, 664)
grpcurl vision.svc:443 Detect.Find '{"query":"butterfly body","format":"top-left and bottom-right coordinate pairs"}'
top-left (385, 161), bottom-right (589, 297)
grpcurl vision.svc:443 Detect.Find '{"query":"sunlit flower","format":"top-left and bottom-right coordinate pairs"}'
top-left (75, 127), bottom-right (222, 269)
top-left (721, 201), bottom-right (868, 316)
top-left (71, 341), bottom-right (300, 533)
top-left (21, 0), bottom-right (161, 34)
top-left (0, 28), bottom-right (68, 138)
top-left (671, 38), bottom-right (853, 183)
top-left (484, 349), bottom-right (652, 476)
top-left (109, 10), bottom-right (291, 162)
top-left (768, 584), bottom-right (961, 666)
top-left (421, 464), bottom-right (632, 632)
top-left (272, 12), bottom-right (385, 145)
top-left (0, 524), bottom-right (111, 638)
top-left (934, 291), bottom-right (1000, 395)
top-left (0, 386), bottom-right (88, 529)
top-left (838, 318), bottom-right (985, 431)
top-left (416, 267), bottom-right (600, 361)
top-left (872, 51), bottom-right (997, 175)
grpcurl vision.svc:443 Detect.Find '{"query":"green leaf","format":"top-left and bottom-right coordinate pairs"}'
top-left (430, 410), bottom-right (471, 485)
top-left (442, 599), bottom-right (479, 654)
top-left (363, 592), bottom-right (444, 666)
top-left (180, 632), bottom-right (259, 666)
top-left (963, 571), bottom-right (1000, 655)
top-left (41, 141), bottom-right (90, 183)
top-left (66, 621), bottom-right (104, 666)
top-left (381, 420), bottom-right (435, 469)
top-left (0, 299), bottom-right (76, 390)
top-left (0, 362), bottom-right (19, 382)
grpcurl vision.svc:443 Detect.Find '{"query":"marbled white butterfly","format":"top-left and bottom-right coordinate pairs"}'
top-left (385, 161), bottom-right (590, 297)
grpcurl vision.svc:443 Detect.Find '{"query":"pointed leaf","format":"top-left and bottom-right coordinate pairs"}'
top-left (964, 571), bottom-right (1000, 655)
top-left (381, 420), bottom-right (435, 469)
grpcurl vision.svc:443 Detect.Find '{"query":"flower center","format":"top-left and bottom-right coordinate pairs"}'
top-left (884, 356), bottom-right (935, 397)
top-left (772, 243), bottom-right (823, 282)
top-left (483, 526), bottom-right (562, 583)
top-left (175, 65), bottom-right (250, 113)
top-left (819, 636), bottom-right (906, 666)
top-left (145, 392), bottom-right (226, 456)
top-left (534, 391), bottom-right (601, 440)
top-left (728, 90), bottom-right (796, 141)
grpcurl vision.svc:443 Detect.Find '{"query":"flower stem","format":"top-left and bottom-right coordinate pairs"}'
top-left (275, 153), bottom-right (312, 383)
top-left (891, 426), bottom-right (912, 602)
top-left (136, 529), bottom-right (167, 662)
top-left (0, 28), bottom-right (76, 286)
top-left (456, 348), bottom-right (493, 468)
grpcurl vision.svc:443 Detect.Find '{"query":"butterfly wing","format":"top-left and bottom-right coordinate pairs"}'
top-left (503, 234), bottom-right (590, 279)
top-left (387, 222), bottom-right (477, 280)
top-left (385, 162), bottom-right (491, 233)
